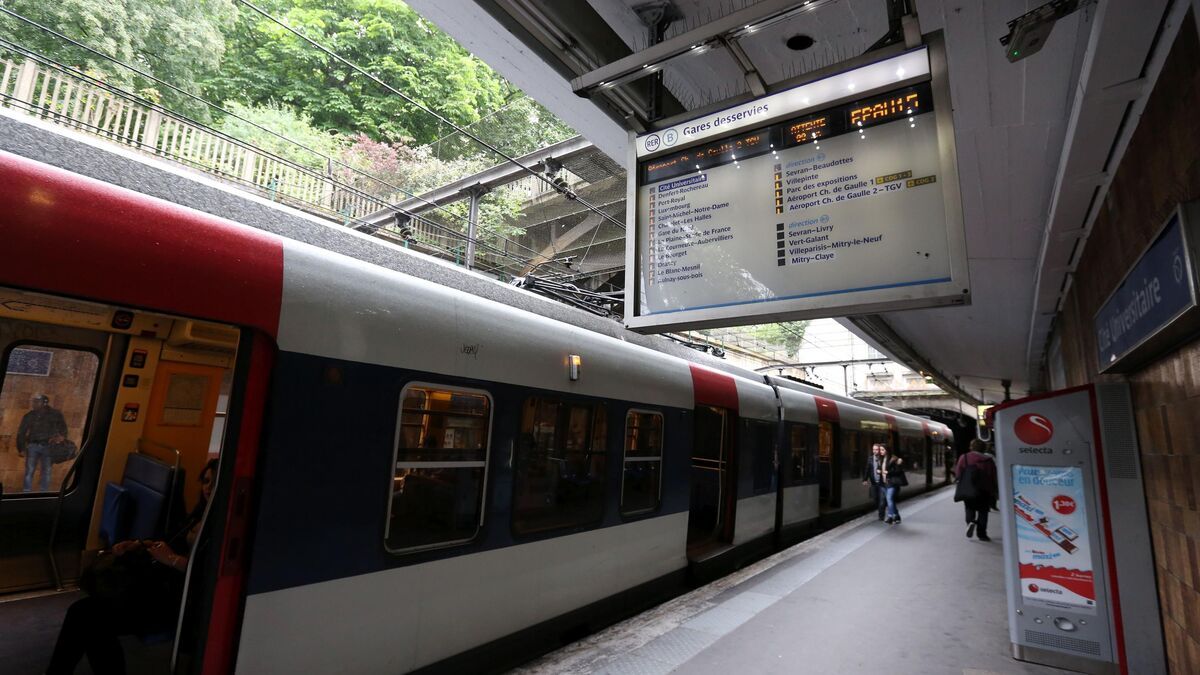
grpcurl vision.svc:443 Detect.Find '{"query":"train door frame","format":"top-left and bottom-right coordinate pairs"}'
top-left (0, 318), bottom-right (123, 594)
top-left (925, 434), bottom-right (934, 487)
top-left (0, 288), bottom-right (270, 674)
top-left (178, 329), bottom-right (274, 674)
top-left (817, 420), bottom-right (838, 508)
top-left (686, 404), bottom-right (735, 552)
top-left (812, 395), bottom-right (840, 509)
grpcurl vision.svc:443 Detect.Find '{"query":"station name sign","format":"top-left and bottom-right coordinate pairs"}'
top-left (1094, 202), bottom-right (1200, 373)
top-left (625, 41), bottom-right (970, 333)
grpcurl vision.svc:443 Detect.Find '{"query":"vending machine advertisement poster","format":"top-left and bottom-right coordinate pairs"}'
top-left (1012, 465), bottom-right (1096, 612)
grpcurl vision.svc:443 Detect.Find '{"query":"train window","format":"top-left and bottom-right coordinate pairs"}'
top-left (385, 384), bottom-right (492, 553)
top-left (841, 428), bottom-right (890, 478)
top-left (621, 410), bottom-right (663, 516)
top-left (818, 421), bottom-right (833, 465)
top-left (746, 420), bottom-right (775, 494)
top-left (1, 344), bottom-right (100, 495)
top-left (901, 435), bottom-right (925, 471)
top-left (840, 429), bottom-right (861, 478)
top-left (513, 397), bottom-right (607, 534)
top-left (787, 422), bottom-right (817, 485)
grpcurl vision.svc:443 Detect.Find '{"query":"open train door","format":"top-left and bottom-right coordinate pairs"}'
top-left (813, 396), bottom-right (840, 509)
top-left (0, 287), bottom-right (256, 674)
top-left (0, 151), bottom-right (285, 674)
top-left (686, 366), bottom-right (739, 557)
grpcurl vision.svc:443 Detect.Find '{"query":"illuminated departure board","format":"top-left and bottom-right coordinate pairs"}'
top-left (625, 44), bottom-right (969, 332)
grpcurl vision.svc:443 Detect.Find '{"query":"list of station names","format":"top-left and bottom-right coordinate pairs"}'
top-left (773, 154), bottom-right (936, 268)
top-left (646, 175), bottom-right (735, 286)
top-left (637, 106), bottom-right (950, 314)
top-left (643, 148), bottom-right (938, 290)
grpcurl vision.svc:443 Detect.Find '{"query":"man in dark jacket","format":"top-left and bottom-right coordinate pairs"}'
top-left (17, 394), bottom-right (68, 492)
top-left (954, 439), bottom-right (998, 541)
top-left (861, 443), bottom-right (888, 521)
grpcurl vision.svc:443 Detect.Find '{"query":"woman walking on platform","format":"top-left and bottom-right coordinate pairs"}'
top-left (954, 439), bottom-right (998, 541)
top-left (877, 443), bottom-right (907, 524)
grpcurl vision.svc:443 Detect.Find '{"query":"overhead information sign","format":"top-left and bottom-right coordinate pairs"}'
top-left (624, 42), bottom-right (969, 332)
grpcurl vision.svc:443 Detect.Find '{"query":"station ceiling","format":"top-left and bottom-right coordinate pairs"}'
top-left (408, 0), bottom-right (1173, 403)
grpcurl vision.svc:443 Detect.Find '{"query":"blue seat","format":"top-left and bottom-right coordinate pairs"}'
top-left (99, 482), bottom-right (131, 548)
top-left (97, 452), bottom-right (182, 548)
top-left (123, 478), bottom-right (167, 541)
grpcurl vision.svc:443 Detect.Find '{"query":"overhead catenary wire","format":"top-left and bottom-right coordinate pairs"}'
top-left (423, 92), bottom-right (534, 150)
top-left (235, 0), bottom-right (626, 233)
top-left (0, 8), bottom-right (578, 276)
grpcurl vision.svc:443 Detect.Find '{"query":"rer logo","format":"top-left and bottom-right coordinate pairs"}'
top-left (1014, 413), bottom-right (1054, 445)
top-left (1052, 495), bottom-right (1077, 515)
top-left (644, 134), bottom-right (662, 152)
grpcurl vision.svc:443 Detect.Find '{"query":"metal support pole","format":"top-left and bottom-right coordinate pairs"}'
top-left (464, 184), bottom-right (489, 270)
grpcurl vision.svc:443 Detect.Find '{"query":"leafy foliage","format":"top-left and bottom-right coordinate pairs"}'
top-left (207, 0), bottom-right (514, 146)
top-left (750, 322), bottom-right (810, 356)
top-left (217, 100), bottom-right (345, 170)
top-left (2, 0), bottom-right (575, 251)
top-left (337, 134), bottom-right (524, 243)
top-left (430, 96), bottom-right (578, 160)
top-left (0, 0), bottom-right (236, 117)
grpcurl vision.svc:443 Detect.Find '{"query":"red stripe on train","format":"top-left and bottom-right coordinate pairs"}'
top-left (813, 395), bottom-right (839, 423)
top-left (689, 364), bottom-right (739, 411)
top-left (203, 332), bottom-right (275, 674)
top-left (0, 151), bottom-right (284, 337)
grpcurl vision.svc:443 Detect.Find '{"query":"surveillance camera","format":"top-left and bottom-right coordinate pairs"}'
top-left (999, 0), bottom-right (1088, 62)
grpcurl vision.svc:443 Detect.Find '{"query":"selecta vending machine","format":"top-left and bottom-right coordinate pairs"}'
top-left (992, 384), bottom-right (1164, 675)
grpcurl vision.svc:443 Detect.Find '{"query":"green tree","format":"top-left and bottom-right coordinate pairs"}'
top-left (209, 0), bottom-right (513, 146)
top-left (751, 322), bottom-right (809, 356)
top-left (429, 96), bottom-right (578, 160)
top-left (217, 100), bottom-right (345, 170)
top-left (336, 134), bottom-right (524, 245)
top-left (0, 0), bottom-right (235, 117)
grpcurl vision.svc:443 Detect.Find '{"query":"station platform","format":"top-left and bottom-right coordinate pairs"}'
top-left (516, 488), bottom-right (1065, 675)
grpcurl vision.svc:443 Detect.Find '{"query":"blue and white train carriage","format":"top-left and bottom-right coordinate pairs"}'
top-left (0, 151), bottom-right (953, 674)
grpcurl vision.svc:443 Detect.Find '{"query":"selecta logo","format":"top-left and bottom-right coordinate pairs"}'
top-left (1015, 413), bottom-right (1054, 445)
top-left (1028, 584), bottom-right (1039, 593)
top-left (1052, 495), bottom-right (1077, 515)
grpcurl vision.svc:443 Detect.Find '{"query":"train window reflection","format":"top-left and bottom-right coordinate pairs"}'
top-left (841, 428), bottom-right (890, 478)
top-left (513, 397), bottom-right (607, 534)
top-left (747, 420), bottom-right (775, 494)
top-left (787, 422), bottom-right (817, 485)
top-left (385, 384), bottom-right (491, 553)
top-left (622, 410), bottom-right (663, 516)
top-left (1, 344), bottom-right (99, 496)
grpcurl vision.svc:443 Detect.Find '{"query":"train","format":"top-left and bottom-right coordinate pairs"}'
top-left (0, 150), bottom-right (952, 674)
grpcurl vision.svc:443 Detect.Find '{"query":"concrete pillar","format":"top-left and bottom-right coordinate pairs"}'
top-left (13, 60), bottom-right (38, 104)
top-left (141, 110), bottom-right (162, 151)
top-left (322, 157), bottom-right (335, 213)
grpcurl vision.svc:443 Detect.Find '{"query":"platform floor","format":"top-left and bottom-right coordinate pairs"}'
top-left (515, 487), bottom-right (1070, 675)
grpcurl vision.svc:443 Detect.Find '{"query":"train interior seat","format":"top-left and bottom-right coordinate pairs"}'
top-left (98, 482), bottom-right (130, 548)
top-left (97, 452), bottom-right (185, 548)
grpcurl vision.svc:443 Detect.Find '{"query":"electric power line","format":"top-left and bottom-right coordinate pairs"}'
top-left (236, 0), bottom-right (627, 234)
top-left (0, 9), bottom-right (579, 276)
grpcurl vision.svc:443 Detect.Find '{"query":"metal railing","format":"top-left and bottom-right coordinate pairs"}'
top-left (0, 56), bottom-right (531, 269)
